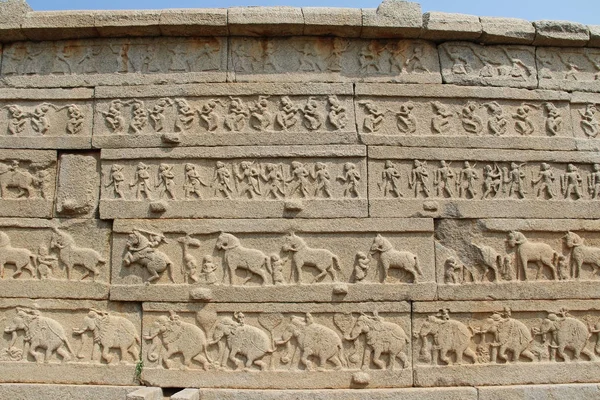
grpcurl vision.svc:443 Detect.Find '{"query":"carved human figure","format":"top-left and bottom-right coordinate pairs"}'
top-left (564, 231), bottom-right (600, 280)
top-left (177, 235), bottom-right (200, 283)
top-left (405, 45), bottom-right (429, 73)
top-left (359, 101), bottom-right (386, 133)
top-left (77, 45), bottom-right (102, 74)
top-left (140, 44), bottom-right (161, 74)
top-left (359, 42), bottom-right (381, 74)
top-left (174, 99), bottom-right (195, 132)
top-left (49, 228), bottom-right (106, 281)
top-left (129, 100), bottom-right (148, 134)
top-left (275, 96), bottom-right (299, 131)
top-left (0, 160), bottom-right (39, 199)
top-left (5, 105), bottom-right (27, 135)
top-left (513, 104), bottom-right (536, 136)
top-left (446, 46), bottom-right (472, 75)
top-left (506, 231), bottom-right (558, 281)
top-left (156, 163), bottom-right (176, 200)
top-left (387, 41), bottom-right (406, 73)
top-left (36, 245), bottom-right (57, 280)
top-left (168, 44), bottom-right (190, 73)
top-left (145, 311), bottom-right (211, 370)
top-left (303, 97), bottom-right (323, 131)
top-left (183, 163), bottom-right (208, 199)
top-left (431, 101), bottom-right (453, 134)
top-left (110, 44), bottom-right (133, 73)
top-left (212, 161), bottom-right (234, 199)
top-left (249, 96), bottom-right (272, 131)
top-left (484, 102), bottom-right (507, 136)
top-left (327, 95), bottom-right (348, 130)
top-left (129, 162), bottom-right (153, 200)
top-left (556, 255), bottom-right (570, 281)
top-left (381, 160), bottom-right (403, 198)
top-left (236, 161), bottom-right (261, 199)
top-left (504, 162), bottom-right (527, 199)
top-left (66, 105), bottom-right (85, 135)
top-left (481, 164), bottom-right (503, 199)
top-left (270, 254), bottom-right (286, 285)
top-left (149, 98), bottom-right (173, 132)
top-left (505, 51), bottom-right (535, 80)
top-left (328, 38), bottom-right (349, 72)
top-left (31, 103), bottom-right (55, 134)
top-left (369, 234), bottom-right (422, 283)
top-left (216, 232), bottom-right (270, 286)
top-left (434, 160), bottom-right (455, 198)
top-left (297, 42), bottom-right (324, 72)
top-left (22, 43), bottom-right (43, 75)
top-left (532, 310), bottom-right (595, 362)
top-left (102, 100), bottom-right (126, 134)
top-left (105, 164), bottom-right (126, 199)
top-left (123, 229), bottom-right (173, 283)
top-left (395, 102), bottom-right (417, 134)
top-left (460, 102), bottom-right (483, 135)
top-left (474, 310), bottom-right (535, 363)
top-left (532, 163), bottom-right (556, 199)
top-left (194, 42), bottom-right (219, 71)
top-left (353, 251), bottom-right (371, 282)
top-left (589, 163), bottom-right (600, 199)
top-left (561, 163), bottom-right (584, 200)
top-left (73, 309), bottom-right (140, 364)
top-left (202, 255), bottom-right (218, 285)
top-left (276, 314), bottom-right (347, 371)
top-left (35, 168), bottom-right (52, 200)
top-left (444, 257), bottom-right (462, 284)
top-left (263, 39), bottom-right (279, 72)
top-left (287, 161), bottom-right (311, 198)
top-left (558, 55), bottom-right (582, 81)
top-left (4, 307), bottom-right (74, 363)
top-left (199, 99), bottom-right (221, 132)
top-left (0, 231), bottom-right (36, 279)
top-left (337, 162), bottom-right (361, 198)
top-left (225, 97), bottom-right (250, 132)
top-left (282, 232), bottom-right (341, 284)
top-left (473, 47), bottom-right (501, 78)
top-left (311, 162), bottom-right (332, 198)
top-left (418, 310), bottom-right (477, 365)
top-left (579, 104), bottom-right (599, 138)
top-left (544, 103), bottom-right (563, 136)
top-left (259, 163), bottom-right (285, 199)
top-left (409, 160), bottom-right (431, 198)
top-left (457, 161), bottom-right (478, 199)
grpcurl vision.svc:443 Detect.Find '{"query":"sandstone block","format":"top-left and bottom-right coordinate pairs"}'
top-left (228, 37), bottom-right (441, 84)
top-left (21, 11), bottom-right (98, 41)
top-left (0, 299), bottom-right (141, 386)
top-left (141, 301), bottom-right (411, 388)
top-left (356, 84), bottom-right (572, 151)
top-left (100, 145), bottom-right (367, 219)
top-left (478, 383), bottom-right (600, 399)
top-left (109, 218), bottom-right (434, 302)
top-left (0, 150), bottom-right (56, 218)
top-left (94, 10), bottom-right (161, 37)
top-left (0, 218), bottom-right (110, 299)
top-left (369, 147), bottom-right (600, 219)
top-left (127, 387), bottom-right (163, 400)
top-left (0, 384), bottom-right (140, 400)
top-left (0, 0), bottom-right (31, 42)
top-left (302, 7), bottom-right (362, 37)
top-left (588, 25), bottom-right (600, 48)
top-left (92, 83), bottom-right (356, 148)
top-left (228, 7), bottom-right (304, 36)
top-left (0, 88), bottom-right (93, 149)
top-left (361, 0), bottom-right (422, 39)
top-left (171, 388), bottom-right (200, 400)
top-left (537, 47), bottom-right (600, 93)
top-left (421, 12), bottom-right (482, 41)
top-left (480, 17), bottom-right (535, 45)
top-left (533, 20), bottom-right (590, 47)
top-left (159, 8), bottom-right (228, 37)
top-left (413, 300), bottom-right (600, 387)
top-left (1, 37), bottom-right (227, 88)
top-left (438, 42), bottom-right (537, 89)
top-left (56, 153), bottom-right (99, 217)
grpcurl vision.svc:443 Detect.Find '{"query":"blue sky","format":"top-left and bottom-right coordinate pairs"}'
top-left (27, 0), bottom-right (600, 26)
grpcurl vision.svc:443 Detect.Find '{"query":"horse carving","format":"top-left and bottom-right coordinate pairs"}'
top-left (370, 234), bottom-right (422, 283)
top-left (216, 232), bottom-right (270, 286)
top-left (506, 231), bottom-right (557, 280)
top-left (0, 162), bottom-right (38, 198)
top-left (123, 229), bottom-right (173, 283)
top-left (50, 228), bottom-right (106, 281)
top-left (564, 231), bottom-right (600, 279)
top-left (281, 233), bottom-right (341, 284)
top-left (0, 231), bottom-right (37, 279)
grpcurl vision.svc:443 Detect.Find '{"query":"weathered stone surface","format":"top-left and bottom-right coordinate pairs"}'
top-left (0, 384), bottom-right (141, 400)
top-left (533, 20), bottom-right (590, 47)
top-left (1, 37), bottom-right (227, 88)
top-left (94, 10), bottom-right (161, 38)
top-left (21, 11), bottom-right (98, 41)
top-left (356, 84), bottom-right (574, 150)
top-left (303, 8), bottom-right (362, 38)
top-left (480, 17), bottom-right (535, 45)
top-left (421, 12), bottom-right (482, 41)
top-left (0, 299), bottom-right (141, 385)
top-left (438, 42), bottom-right (537, 88)
top-left (141, 302), bottom-right (411, 389)
top-left (127, 387), bottom-right (163, 400)
top-left (588, 25), bottom-right (600, 48)
top-left (109, 218), bottom-right (434, 302)
top-left (361, 0), bottom-right (422, 39)
top-left (537, 47), bottom-right (600, 93)
top-left (56, 153), bottom-right (99, 217)
top-left (369, 147), bottom-right (600, 219)
top-left (100, 146), bottom-right (367, 219)
top-left (159, 8), bottom-right (228, 37)
top-left (569, 92), bottom-right (600, 143)
top-left (0, 150), bottom-right (56, 218)
top-left (171, 388), bottom-right (200, 400)
top-left (228, 7), bottom-right (304, 36)
top-left (0, 0), bottom-right (31, 42)
top-left (478, 383), bottom-right (600, 399)
top-left (228, 37), bottom-right (441, 84)
top-left (92, 83), bottom-right (357, 148)
top-left (413, 300), bottom-right (600, 387)
top-left (0, 218), bottom-right (110, 299)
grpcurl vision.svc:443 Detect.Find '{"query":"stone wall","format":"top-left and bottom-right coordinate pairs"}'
top-left (1, 0), bottom-right (600, 398)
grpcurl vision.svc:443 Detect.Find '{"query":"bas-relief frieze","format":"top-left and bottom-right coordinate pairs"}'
top-left (99, 146), bottom-right (367, 219)
top-left (538, 47), bottom-right (600, 93)
top-left (0, 299), bottom-right (140, 386)
top-left (141, 302), bottom-right (412, 389)
top-left (109, 218), bottom-right (435, 302)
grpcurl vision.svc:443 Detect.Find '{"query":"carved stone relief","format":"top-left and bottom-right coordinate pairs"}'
top-left (109, 218), bottom-right (434, 302)
top-left (141, 302), bottom-right (411, 389)
top-left (537, 48), bottom-right (600, 93)
top-left (229, 37), bottom-right (440, 84)
top-left (413, 300), bottom-right (600, 387)
top-left (369, 147), bottom-right (600, 219)
top-left (100, 146), bottom-right (367, 219)
top-left (0, 299), bottom-right (140, 385)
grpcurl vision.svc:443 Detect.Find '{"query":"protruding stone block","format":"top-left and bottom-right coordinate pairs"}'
top-left (480, 17), bottom-right (535, 45)
top-left (21, 11), bottom-right (98, 41)
top-left (127, 387), bottom-right (163, 400)
top-left (171, 388), bottom-right (200, 400)
top-left (533, 20), bottom-right (590, 46)
top-left (56, 153), bottom-right (99, 218)
top-left (421, 12), bottom-right (482, 41)
top-left (228, 7), bottom-right (304, 36)
top-left (303, 7), bottom-right (362, 37)
top-left (588, 25), bottom-right (600, 47)
top-left (361, 0), bottom-right (422, 39)
top-left (159, 8), bottom-right (228, 36)
top-left (0, 0), bottom-right (31, 42)
top-left (94, 10), bottom-right (161, 37)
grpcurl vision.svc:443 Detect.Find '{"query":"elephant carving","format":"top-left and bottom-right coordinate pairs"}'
top-left (533, 310), bottom-right (595, 362)
top-left (73, 308), bottom-right (140, 364)
top-left (418, 310), bottom-right (477, 365)
top-left (144, 311), bottom-right (211, 370)
top-left (276, 313), bottom-right (347, 371)
top-left (475, 311), bottom-right (535, 363)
